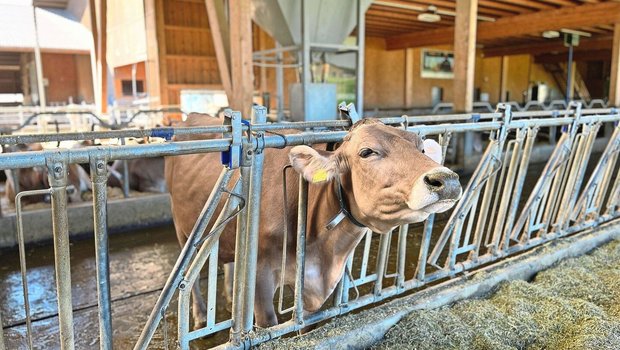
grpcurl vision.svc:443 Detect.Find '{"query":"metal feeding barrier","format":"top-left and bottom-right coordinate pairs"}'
top-left (0, 103), bottom-right (618, 349)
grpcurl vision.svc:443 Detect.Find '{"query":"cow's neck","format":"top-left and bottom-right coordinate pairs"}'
top-left (303, 176), bottom-right (368, 310)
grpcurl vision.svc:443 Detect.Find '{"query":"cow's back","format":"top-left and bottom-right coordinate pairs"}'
top-left (165, 114), bottom-right (300, 263)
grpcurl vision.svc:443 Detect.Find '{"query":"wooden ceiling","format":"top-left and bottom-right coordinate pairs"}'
top-left (367, 0), bottom-right (619, 56)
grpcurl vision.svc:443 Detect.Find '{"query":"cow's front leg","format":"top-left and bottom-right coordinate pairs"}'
top-left (191, 279), bottom-right (208, 329)
top-left (254, 267), bottom-right (278, 328)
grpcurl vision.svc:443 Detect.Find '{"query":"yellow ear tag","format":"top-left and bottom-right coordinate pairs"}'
top-left (312, 169), bottom-right (329, 183)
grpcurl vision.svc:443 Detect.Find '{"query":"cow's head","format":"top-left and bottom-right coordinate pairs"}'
top-left (289, 119), bottom-right (462, 233)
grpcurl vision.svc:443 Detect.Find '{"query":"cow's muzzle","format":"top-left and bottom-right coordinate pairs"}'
top-left (422, 168), bottom-right (462, 200)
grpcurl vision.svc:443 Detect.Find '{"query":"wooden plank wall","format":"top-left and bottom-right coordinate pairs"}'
top-left (160, 0), bottom-right (222, 105)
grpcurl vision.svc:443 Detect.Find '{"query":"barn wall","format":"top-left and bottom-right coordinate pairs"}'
top-left (75, 54), bottom-right (94, 103)
top-left (42, 53), bottom-right (77, 105)
top-left (113, 61), bottom-right (146, 102)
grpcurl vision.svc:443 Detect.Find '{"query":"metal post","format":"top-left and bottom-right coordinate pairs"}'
top-left (565, 39), bottom-right (574, 103)
top-left (90, 153), bottom-right (113, 350)
top-left (0, 309), bottom-right (4, 350)
top-left (373, 231), bottom-right (391, 296)
top-left (395, 224), bottom-right (408, 289)
top-left (293, 176), bottom-right (308, 325)
top-left (46, 157), bottom-right (75, 350)
top-left (301, 0), bottom-right (311, 121)
top-left (230, 167), bottom-right (251, 345)
top-left (276, 42), bottom-right (284, 122)
top-left (241, 106), bottom-right (267, 332)
top-left (355, 0), bottom-right (365, 116)
top-left (120, 138), bottom-right (130, 198)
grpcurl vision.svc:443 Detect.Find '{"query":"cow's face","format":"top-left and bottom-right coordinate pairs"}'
top-left (289, 119), bottom-right (462, 233)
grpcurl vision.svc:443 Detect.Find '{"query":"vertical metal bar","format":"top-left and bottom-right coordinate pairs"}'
top-left (229, 167), bottom-right (251, 345)
top-left (241, 106), bottom-right (267, 332)
top-left (11, 169), bottom-right (21, 198)
top-left (135, 168), bottom-right (233, 350)
top-left (90, 155), bottom-right (113, 350)
top-left (16, 189), bottom-right (50, 350)
top-left (355, 0), bottom-right (365, 116)
top-left (339, 254), bottom-right (354, 305)
top-left (293, 176), bottom-right (308, 325)
top-left (301, 0), bottom-right (311, 121)
top-left (395, 224), bottom-right (408, 289)
top-left (373, 231), bottom-right (391, 296)
top-left (178, 179), bottom-right (242, 349)
top-left (276, 42), bottom-right (284, 122)
top-left (565, 40), bottom-right (574, 103)
top-left (0, 309), bottom-right (4, 350)
top-left (206, 241), bottom-right (219, 326)
top-left (503, 128), bottom-right (536, 242)
top-left (416, 215), bottom-right (433, 281)
top-left (120, 138), bottom-right (130, 198)
top-left (177, 282), bottom-right (191, 350)
top-left (359, 230), bottom-right (372, 279)
top-left (47, 158), bottom-right (75, 350)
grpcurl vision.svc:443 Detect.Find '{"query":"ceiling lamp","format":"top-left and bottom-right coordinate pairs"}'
top-left (418, 6), bottom-right (441, 23)
top-left (542, 31), bottom-right (560, 38)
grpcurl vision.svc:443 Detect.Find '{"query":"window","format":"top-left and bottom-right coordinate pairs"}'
top-left (121, 80), bottom-right (144, 96)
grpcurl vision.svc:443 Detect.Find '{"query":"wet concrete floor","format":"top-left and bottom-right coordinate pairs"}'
top-left (0, 151), bottom-right (607, 349)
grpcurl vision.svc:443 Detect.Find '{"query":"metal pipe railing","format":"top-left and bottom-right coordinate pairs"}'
top-left (2, 103), bottom-right (619, 350)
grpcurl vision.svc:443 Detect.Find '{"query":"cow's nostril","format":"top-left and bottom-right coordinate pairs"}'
top-left (423, 175), bottom-right (444, 190)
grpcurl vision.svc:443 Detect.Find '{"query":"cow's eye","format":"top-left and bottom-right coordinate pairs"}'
top-left (359, 148), bottom-right (376, 158)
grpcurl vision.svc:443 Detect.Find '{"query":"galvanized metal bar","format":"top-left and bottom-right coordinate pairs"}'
top-left (359, 230), bottom-right (373, 279)
top-left (229, 166), bottom-right (251, 345)
top-left (373, 231), bottom-right (391, 295)
top-left (178, 179), bottom-right (242, 349)
top-left (395, 224), bottom-right (408, 289)
top-left (293, 176), bottom-right (308, 325)
top-left (46, 157), bottom-right (75, 350)
top-left (415, 214), bottom-right (434, 281)
top-left (134, 168), bottom-right (234, 350)
top-left (0, 309), bottom-right (4, 350)
top-left (502, 127), bottom-right (537, 244)
top-left (241, 106), bottom-right (268, 332)
top-left (355, 0), bottom-right (365, 116)
top-left (301, 0), bottom-right (311, 121)
top-left (120, 138), bottom-right (130, 198)
top-left (16, 188), bottom-right (51, 350)
top-left (89, 153), bottom-right (113, 350)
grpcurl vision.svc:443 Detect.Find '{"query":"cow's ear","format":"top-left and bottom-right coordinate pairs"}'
top-left (423, 139), bottom-right (443, 164)
top-left (289, 146), bottom-right (339, 184)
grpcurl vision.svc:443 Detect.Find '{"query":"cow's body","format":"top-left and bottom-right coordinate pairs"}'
top-left (166, 114), bottom-right (461, 328)
top-left (108, 157), bottom-right (167, 193)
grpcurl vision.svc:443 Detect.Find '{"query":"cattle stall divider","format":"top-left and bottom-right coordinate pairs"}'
top-left (0, 103), bottom-right (618, 349)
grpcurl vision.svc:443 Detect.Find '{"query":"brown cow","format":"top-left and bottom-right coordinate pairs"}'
top-left (107, 157), bottom-right (167, 193)
top-left (4, 144), bottom-right (91, 204)
top-left (165, 114), bottom-right (462, 328)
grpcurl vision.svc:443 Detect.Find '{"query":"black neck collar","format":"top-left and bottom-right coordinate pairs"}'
top-left (325, 179), bottom-right (366, 230)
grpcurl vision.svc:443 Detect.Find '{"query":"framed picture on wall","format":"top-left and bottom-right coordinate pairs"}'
top-left (421, 49), bottom-right (454, 79)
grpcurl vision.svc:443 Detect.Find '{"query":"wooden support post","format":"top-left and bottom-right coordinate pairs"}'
top-left (90, 0), bottom-right (108, 112)
top-left (32, 6), bottom-right (46, 108)
top-left (404, 48), bottom-right (414, 108)
top-left (205, 0), bottom-right (232, 100)
top-left (144, 0), bottom-right (161, 108)
top-left (453, 0), bottom-right (477, 112)
top-left (229, 0), bottom-right (254, 119)
top-left (610, 23), bottom-right (620, 107)
top-left (500, 56), bottom-right (509, 102)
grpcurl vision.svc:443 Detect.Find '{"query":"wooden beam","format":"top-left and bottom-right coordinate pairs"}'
top-left (154, 0), bottom-right (168, 105)
top-left (483, 36), bottom-right (613, 57)
top-left (205, 0), bottom-right (232, 99)
top-left (144, 0), bottom-right (161, 108)
top-left (228, 0), bottom-right (254, 119)
top-left (89, 0), bottom-right (107, 112)
top-left (610, 23), bottom-right (620, 106)
top-left (453, 0), bottom-right (477, 112)
top-left (500, 56), bottom-right (508, 102)
top-left (386, 2), bottom-right (620, 50)
top-left (534, 49), bottom-right (612, 64)
top-left (404, 48), bottom-right (414, 108)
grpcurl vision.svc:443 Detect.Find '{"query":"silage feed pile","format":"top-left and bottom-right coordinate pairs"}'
top-left (373, 239), bottom-right (620, 350)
